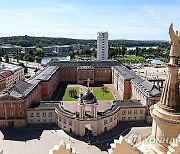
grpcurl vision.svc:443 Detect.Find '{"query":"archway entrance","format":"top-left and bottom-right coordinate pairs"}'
top-left (84, 127), bottom-right (93, 137)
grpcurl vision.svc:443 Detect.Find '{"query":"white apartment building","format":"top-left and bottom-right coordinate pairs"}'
top-left (97, 32), bottom-right (109, 60)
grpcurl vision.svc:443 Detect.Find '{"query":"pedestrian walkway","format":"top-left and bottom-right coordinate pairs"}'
top-left (63, 101), bottom-right (112, 113)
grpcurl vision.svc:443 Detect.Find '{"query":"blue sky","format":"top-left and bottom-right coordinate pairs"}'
top-left (0, 0), bottom-right (180, 40)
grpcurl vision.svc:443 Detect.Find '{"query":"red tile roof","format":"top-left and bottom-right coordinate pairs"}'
top-left (1, 70), bottom-right (12, 78)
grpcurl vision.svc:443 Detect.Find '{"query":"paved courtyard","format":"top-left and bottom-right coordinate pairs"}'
top-left (0, 122), bottom-right (151, 154)
top-left (63, 100), bottom-right (112, 113)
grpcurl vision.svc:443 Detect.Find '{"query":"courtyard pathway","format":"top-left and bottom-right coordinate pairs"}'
top-left (63, 101), bottom-right (112, 113)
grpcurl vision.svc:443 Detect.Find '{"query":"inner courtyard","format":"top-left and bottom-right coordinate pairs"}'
top-left (52, 83), bottom-right (118, 102)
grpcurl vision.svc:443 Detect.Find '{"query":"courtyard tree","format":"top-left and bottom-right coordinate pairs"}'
top-left (121, 46), bottom-right (126, 57)
top-left (135, 47), bottom-right (139, 56)
top-left (19, 62), bottom-right (28, 73)
top-left (4, 54), bottom-right (9, 63)
top-left (69, 88), bottom-right (77, 98)
top-left (35, 56), bottom-right (41, 63)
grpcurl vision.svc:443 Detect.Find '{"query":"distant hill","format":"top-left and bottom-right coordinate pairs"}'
top-left (109, 39), bottom-right (168, 47)
top-left (0, 35), bottom-right (168, 48)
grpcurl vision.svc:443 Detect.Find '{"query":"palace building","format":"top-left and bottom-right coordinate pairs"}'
top-left (0, 59), bottom-right (160, 135)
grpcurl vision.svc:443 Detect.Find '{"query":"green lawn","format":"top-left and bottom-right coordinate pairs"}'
top-left (62, 87), bottom-right (79, 101)
top-left (93, 87), bottom-right (115, 100)
top-left (119, 55), bottom-right (145, 63)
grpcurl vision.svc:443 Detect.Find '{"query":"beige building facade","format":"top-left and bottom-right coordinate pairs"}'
top-left (0, 62), bottom-right (24, 90)
top-left (27, 99), bottom-right (145, 136)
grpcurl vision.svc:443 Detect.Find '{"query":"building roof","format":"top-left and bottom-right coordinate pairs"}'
top-left (28, 101), bottom-right (75, 117)
top-left (48, 59), bottom-right (121, 68)
top-left (113, 65), bottom-right (161, 97)
top-left (28, 102), bottom-right (59, 110)
top-left (28, 66), bottom-right (58, 82)
top-left (134, 79), bottom-right (161, 97)
top-left (0, 62), bottom-right (23, 74)
top-left (83, 92), bottom-right (95, 101)
top-left (150, 59), bottom-right (164, 65)
top-left (113, 65), bottom-right (136, 80)
top-left (9, 81), bottom-right (32, 95)
top-left (3, 66), bottom-right (58, 99)
top-left (114, 100), bottom-right (145, 107)
top-left (99, 100), bottom-right (145, 118)
top-left (1, 70), bottom-right (12, 78)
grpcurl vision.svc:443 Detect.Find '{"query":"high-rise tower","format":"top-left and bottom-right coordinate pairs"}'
top-left (97, 32), bottom-right (108, 60)
top-left (149, 23), bottom-right (180, 153)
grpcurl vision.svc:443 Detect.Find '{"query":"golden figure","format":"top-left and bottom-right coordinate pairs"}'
top-left (169, 23), bottom-right (180, 45)
top-left (87, 78), bottom-right (91, 93)
top-left (169, 23), bottom-right (180, 58)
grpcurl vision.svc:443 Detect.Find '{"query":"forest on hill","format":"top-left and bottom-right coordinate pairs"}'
top-left (0, 35), bottom-right (168, 47)
top-left (0, 35), bottom-right (170, 65)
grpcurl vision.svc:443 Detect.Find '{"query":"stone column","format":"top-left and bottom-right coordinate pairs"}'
top-left (158, 65), bottom-right (180, 111)
top-left (4, 103), bottom-right (7, 119)
top-left (91, 105), bottom-right (94, 118)
top-left (149, 24), bottom-right (180, 154)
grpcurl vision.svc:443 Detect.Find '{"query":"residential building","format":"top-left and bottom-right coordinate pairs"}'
top-left (97, 32), bottom-right (108, 60)
top-left (0, 44), bottom-right (21, 53)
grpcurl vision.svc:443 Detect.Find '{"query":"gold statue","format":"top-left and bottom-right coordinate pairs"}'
top-left (87, 78), bottom-right (91, 93)
top-left (169, 23), bottom-right (180, 58)
top-left (169, 23), bottom-right (180, 45)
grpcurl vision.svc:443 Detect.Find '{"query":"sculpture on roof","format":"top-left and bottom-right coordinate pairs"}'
top-left (87, 78), bottom-right (90, 93)
top-left (169, 23), bottom-right (180, 59)
top-left (147, 23), bottom-right (180, 153)
top-left (169, 23), bottom-right (180, 46)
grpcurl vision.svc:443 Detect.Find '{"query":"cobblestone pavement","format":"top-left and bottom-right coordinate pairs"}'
top-left (0, 122), bottom-right (150, 154)
top-left (63, 101), bottom-right (112, 112)
top-left (0, 125), bottom-right (106, 154)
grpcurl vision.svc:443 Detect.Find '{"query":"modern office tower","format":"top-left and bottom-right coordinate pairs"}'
top-left (97, 32), bottom-right (108, 60)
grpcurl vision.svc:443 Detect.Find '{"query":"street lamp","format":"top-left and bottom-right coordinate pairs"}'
top-left (85, 118), bottom-right (91, 144)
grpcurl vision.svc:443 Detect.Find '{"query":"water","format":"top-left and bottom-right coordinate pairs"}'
top-left (127, 46), bottom-right (157, 50)
top-left (41, 56), bottom-right (65, 64)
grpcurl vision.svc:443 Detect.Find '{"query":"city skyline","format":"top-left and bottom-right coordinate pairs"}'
top-left (0, 0), bottom-right (180, 40)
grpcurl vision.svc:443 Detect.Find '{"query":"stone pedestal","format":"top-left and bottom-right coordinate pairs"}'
top-left (149, 104), bottom-right (180, 153)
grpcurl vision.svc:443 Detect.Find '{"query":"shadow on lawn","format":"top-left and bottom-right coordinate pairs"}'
top-left (51, 82), bottom-right (111, 101)
top-left (51, 83), bottom-right (68, 101)
top-left (71, 96), bottom-right (79, 99)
